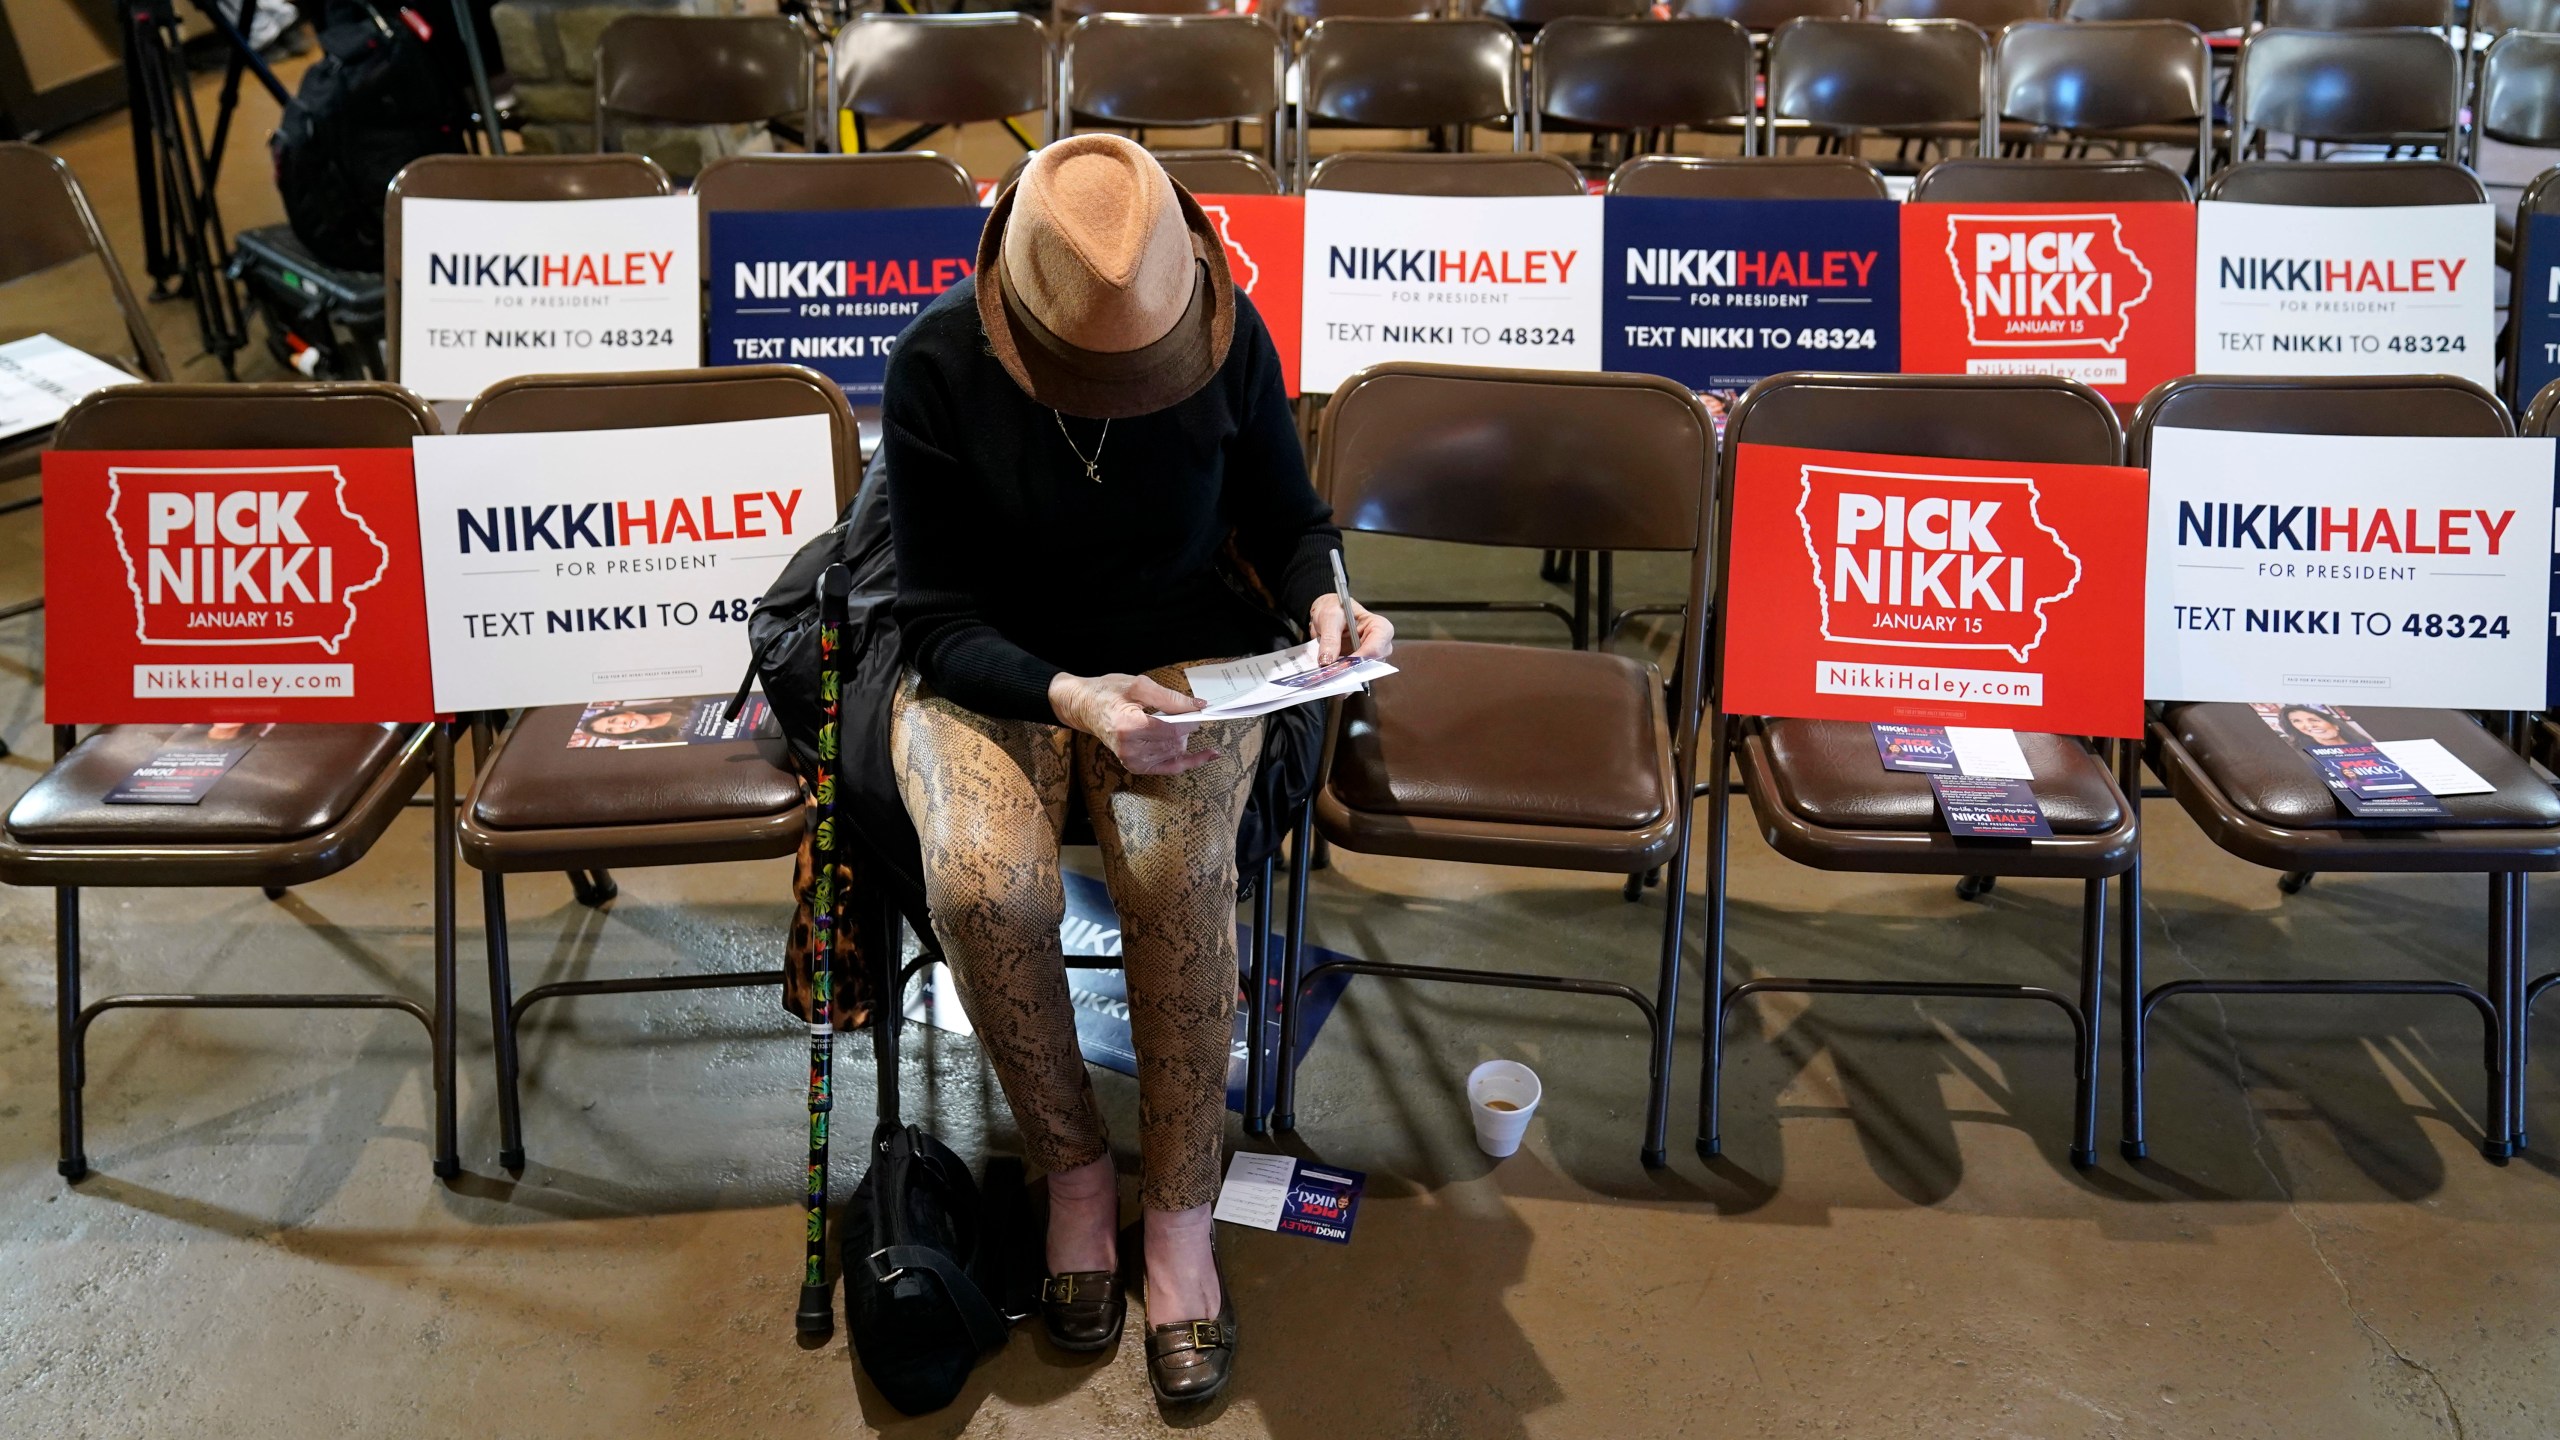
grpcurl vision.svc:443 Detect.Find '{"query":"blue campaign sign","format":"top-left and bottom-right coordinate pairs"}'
top-left (705, 206), bottom-right (988, 399)
top-left (1600, 197), bottom-right (1902, 391)
top-left (2516, 219), bottom-right (2560, 413)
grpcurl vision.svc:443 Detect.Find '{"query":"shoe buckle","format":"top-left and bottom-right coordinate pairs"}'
top-left (1187, 1320), bottom-right (1225, 1351)
top-left (1042, 1275), bottom-right (1079, 1303)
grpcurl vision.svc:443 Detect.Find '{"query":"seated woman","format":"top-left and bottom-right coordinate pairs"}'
top-left (881, 136), bottom-right (1391, 1404)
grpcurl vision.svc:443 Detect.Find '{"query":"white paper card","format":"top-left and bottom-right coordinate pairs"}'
top-left (2143, 427), bottom-right (2553, 710)
top-left (2372, 739), bottom-right (2495, 796)
top-left (0, 335), bottom-right (133, 441)
top-left (1947, 727), bottom-right (2034, 780)
top-left (1171, 644), bottom-right (1397, 723)
top-left (1300, 191), bottom-right (1604, 392)
top-left (398, 194), bottom-right (701, 401)
top-left (2193, 201), bottom-right (2496, 388)
top-left (1211, 1151), bottom-right (1297, 1231)
top-left (410, 414), bottom-right (832, 711)
top-left (1187, 642), bottom-right (1319, 706)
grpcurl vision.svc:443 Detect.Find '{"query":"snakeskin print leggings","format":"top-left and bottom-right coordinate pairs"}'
top-left (891, 663), bottom-right (1263, 1213)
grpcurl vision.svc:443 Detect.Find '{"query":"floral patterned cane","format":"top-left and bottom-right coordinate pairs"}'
top-left (795, 563), bottom-right (853, 1338)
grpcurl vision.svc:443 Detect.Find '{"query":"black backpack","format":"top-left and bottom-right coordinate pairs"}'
top-left (272, 0), bottom-right (467, 273)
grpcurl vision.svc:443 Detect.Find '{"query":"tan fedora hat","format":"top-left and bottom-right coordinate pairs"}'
top-left (976, 135), bottom-right (1236, 419)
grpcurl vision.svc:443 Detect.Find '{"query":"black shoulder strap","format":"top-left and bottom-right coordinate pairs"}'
top-left (870, 1245), bottom-right (1011, 1355)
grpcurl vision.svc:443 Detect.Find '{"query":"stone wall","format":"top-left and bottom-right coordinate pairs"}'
top-left (492, 0), bottom-right (775, 178)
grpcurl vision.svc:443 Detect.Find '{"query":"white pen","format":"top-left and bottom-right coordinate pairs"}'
top-left (1328, 549), bottom-right (1369, 690)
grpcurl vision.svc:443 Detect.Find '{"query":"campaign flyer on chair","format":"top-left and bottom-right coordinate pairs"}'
top-left (1929, 775), bottom-right (2052, 839)
top-left (705, 207), bottom-right (986, 399)
top-left (1599, 198), bottom-right (1901, 390)
top-left (565, 694), bottom-right (774, 748)
top-left (102, 723), bottom-right (272, 804)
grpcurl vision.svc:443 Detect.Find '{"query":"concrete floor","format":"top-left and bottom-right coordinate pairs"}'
top-left (5, 60), bottom-right (2560, 1440)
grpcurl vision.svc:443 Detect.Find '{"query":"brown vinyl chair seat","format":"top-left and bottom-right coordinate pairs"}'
top-left (463, 704), bottom-right (804, 865)
top-left (1755, 719), bottom-right (2127, 835)
top-left (0, 723), bottom-right (431, 887)
top-left (1319, 641), bottom-right (1677, 870)
top-left (2157, 703), bottom-right (2560, 846)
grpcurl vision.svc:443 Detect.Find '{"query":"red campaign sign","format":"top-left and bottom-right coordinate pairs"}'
top-left (1900, 202), bottom-right (2195, 405)
top-left (42, 448), bottom-right (438, 723)
top-left (1195, 193), bottom-right (1304, 397)
top-left (1720, 443), bottom-right (2150, 738)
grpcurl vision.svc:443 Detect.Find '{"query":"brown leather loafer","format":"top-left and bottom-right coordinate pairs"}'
top-left (1143, 1252), bottom-right (1237, 1404)
top-left (1039, 1270), bottom-right (1126, 1352)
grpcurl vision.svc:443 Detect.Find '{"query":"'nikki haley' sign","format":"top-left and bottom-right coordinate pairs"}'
top-left (398, 195), bottom-right (701, 401)
top-left (1600, 198), bottom-right (1900, 390)
top-left (2193, 201), bottom-right (2495, 388)
top-left (706, 206), bottom-right (988, 399)
top-left (2143, 426), bottom-right (2552, 709)
top-left (410, 415), bottom-right (832, 712)
top-left (1721, 443), bottom-right (2150, 737)
top-left (2510, 216), bottom-right (2560, 411)
top-left (1299, 191), bottom-right (1603, 391)
top-left (1901, 202), bottom-right (2195, 404)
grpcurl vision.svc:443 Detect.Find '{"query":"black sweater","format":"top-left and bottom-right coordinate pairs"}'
top-left (883, 279), bottom-right (1340, 722)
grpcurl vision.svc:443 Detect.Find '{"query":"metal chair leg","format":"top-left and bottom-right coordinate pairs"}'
top-left (2118, 746), bottom-right (2148, 1162)
top-left (57, 885), bottom-right (85, 1182)
top-left (570, 869), bottom-right (618, 907)
top-left (1275, 801), bottom-right (1316, 1132)
top-left (432, 724), bottom-right (461, 1180)
top-left (1697, 716), bottom-right (1733, 1160)
top-left (2486, 872), bottom-right (2516, 1162)
top-left (2072, 876), bottom-right (2105, 1169)
top-left (2510, 873), bottom-right (2530, 1154)
top-left (483, 870), bottom-right (526, 1171)
top-left (1642, 791), bottom-right (1695, 1171)
top-left (1244, 851), bottom-right (1275, 1136)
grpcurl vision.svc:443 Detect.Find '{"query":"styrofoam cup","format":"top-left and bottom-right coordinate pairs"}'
top-left (1466, 1059), bottom-right (1543, 1158)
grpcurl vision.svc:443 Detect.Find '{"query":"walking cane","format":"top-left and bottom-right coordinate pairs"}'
top-left (795, 562), bottom-right (855, 1338)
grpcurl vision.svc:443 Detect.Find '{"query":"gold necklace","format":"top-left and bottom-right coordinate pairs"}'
top-left (1052, 409), bottom-right (1110, 483)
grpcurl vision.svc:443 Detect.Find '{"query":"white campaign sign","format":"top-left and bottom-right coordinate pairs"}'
top-left (1299, 191), bottom-right (1603, 392)
top-left (2144, 426), bottom-right (2552, 708)
top-left (398, 195), bottom-right (701, 401)
top-left (2193, 201), bottom-right (2496, 388)
top-left (410, 414), bottom-right (831, 711)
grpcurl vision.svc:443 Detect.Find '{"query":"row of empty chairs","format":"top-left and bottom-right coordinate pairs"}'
top-left (619, 9), bottom-right (2516, 188)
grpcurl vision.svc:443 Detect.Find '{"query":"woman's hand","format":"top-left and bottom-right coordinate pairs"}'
top-left (1049, 672), bottom-right (1220, 776)
top-left (1310, 593), bottom-right (1394, 665)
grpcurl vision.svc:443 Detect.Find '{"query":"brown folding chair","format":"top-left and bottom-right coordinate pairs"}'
top-left (382, 154), bottom-right (674, 403)
top-left (1995, 20), bottom-right (2214, 171)
top-left (832, 12), bottom-right (1053, 159)
top-left (593, 13), bottom-right (824, 177)
top-left (1909, 155), bottom-right (2191, 200)
top-left (1869, 0), bottom-right (2053, 22)
top-left (1677, 0), bottom-right (1863, 32)
top-left (1272, 363), bottom-right (1715, 1167)
top-left (1058, 14), bottom-right (1286, 167)
top-left (1483, 0), bottom-right (1652, 30)
top-left (1607, 152), bottom-right (1892, 196)
top-left (1765, 17), bottom-right (1998, 162)
top-left (2475, 31), bottom-right (2560, 171)
top-left (2201, 155), bottom-right (2484, 206)
top-left (2060, 0), bottom-right (2247, 24)
top-left (2264, 0), bottom-right (2451, 25)
top-left (0, 382), bottom-right (458, 1183)
top-left (1528, 17), bottom-right (1758, 158)
top-left (2126, 375), bottom-right (2560, 1164)
top-left (1158, 149), bottom-right (1287, 194)
top-left (1699, 373), bottom-right (2138, 1169)
top-left (451, 366), bottom-right (855, 1171)
top-left (2476, 0), bottom-right (2560, 31)
top-left (0, 143), bottom-right (173, 632)
top-left (694, 152), bottom-right (980, 456)
top-left (1055, 0), bottom-right (1237, 19)
top-left (1294, 18), bottom-right (1523, 188)
top-left (2231, 27), bottom-right (2463, 160)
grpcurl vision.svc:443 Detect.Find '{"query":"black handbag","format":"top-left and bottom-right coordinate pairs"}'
top-left (837, 1121), bottom-right (1026, 1414)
